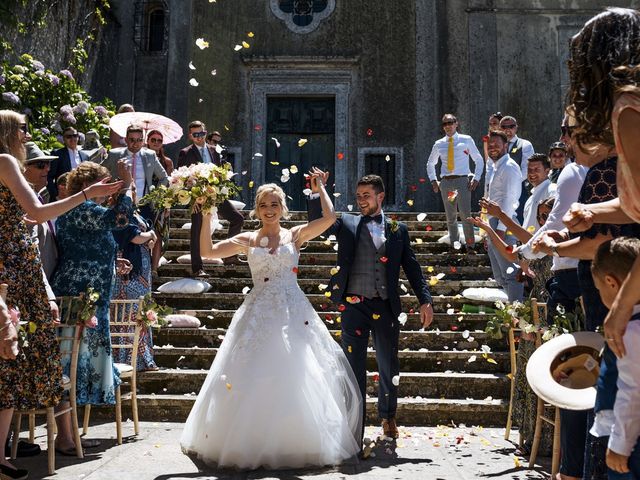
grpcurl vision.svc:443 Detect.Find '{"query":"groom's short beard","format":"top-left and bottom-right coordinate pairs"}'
top-left (359, 201), bottom-right (379, 216)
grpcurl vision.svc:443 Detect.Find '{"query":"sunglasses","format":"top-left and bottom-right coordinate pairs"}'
top-left (442, 121), bottom-right (456, 126)
top-left (148, 137), bottom-right (163, 144)
top-left (19, 123), bottom-right (28, 134)
top-left (561, 126), bottom-right (575, 137)
top-left (27, 160), bottom-right (50, 169)
top-left (127, 137), bottom-right (144, 143)
top-left (501, 124), bottom-right (516, 129)
top-left (191, 131), bottom-right (207, 138)
top-left (64, 133), bottom-right (79, 139)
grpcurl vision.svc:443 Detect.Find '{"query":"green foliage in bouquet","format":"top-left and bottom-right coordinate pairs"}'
top-left (485, 300), bottom-right (532, 340)
top-left (138, 293), bottom-right (172, 328)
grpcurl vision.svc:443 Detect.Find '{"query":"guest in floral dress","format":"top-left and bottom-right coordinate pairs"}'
top-left (51, 161), bottom-right (134, 454)
top-left (0, 110), bottom-right (122, 479)
top-left (112, 213), bottom-right (159, 371)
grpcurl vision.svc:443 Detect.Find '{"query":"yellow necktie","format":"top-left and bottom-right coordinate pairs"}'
top-left (447, 136), bottom-right (454, 172)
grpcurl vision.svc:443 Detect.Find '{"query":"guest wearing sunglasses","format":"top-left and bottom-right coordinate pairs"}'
top-left (426, 113), bottom-right (484, 253)
top-left (146, 129), bottom-right (173, 175)
top-left (47, 127), bottom-right (88, 201)
top-left (177, 120), bottom-right (243, 276)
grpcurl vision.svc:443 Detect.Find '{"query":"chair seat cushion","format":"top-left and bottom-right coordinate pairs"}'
top-left (115, 363), bottom-right (134, 375)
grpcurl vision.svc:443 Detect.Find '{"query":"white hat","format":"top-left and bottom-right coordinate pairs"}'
top-left (526, 332), bottom-right (605, 411)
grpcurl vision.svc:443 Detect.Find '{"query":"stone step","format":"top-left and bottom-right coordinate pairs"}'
top-left (169, 209), bottom-right (455, 222)
top-left (161, 251), bottom-right (490, 266)
top-left (153, 292), bottom-right (494, 312)
top-left (157, 263), bottom-right (493, 280)
top-left (153, 328), bottom-right (506, 352)
top-left (110, 395), bottom-right (507, 426)
top-left (166, 309), bottom-right (495, 330)
top-left (153, 277), bottom-right (497, 296)
top-left (137, 369), bottom-right (510, 399)
top-left (150, 346), bottom-right (509, 372)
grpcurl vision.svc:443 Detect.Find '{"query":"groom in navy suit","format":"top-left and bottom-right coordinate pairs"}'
top-left (308, 172), bottom-right (433, 440)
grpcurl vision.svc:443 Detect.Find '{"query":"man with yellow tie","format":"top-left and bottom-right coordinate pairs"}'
top-left (427, 114), bottom-right (484, 253)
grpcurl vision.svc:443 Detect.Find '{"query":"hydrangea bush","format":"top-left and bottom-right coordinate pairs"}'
top-left (0, 53), bottom-right (115, 152)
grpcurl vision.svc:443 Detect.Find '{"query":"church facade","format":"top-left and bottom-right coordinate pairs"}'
top-left (91, 0), bottom-right (638, 210)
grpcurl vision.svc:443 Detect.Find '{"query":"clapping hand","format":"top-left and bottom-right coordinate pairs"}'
top-left (479, 197), bottom-right (502, 217)
top-left (563, 202), bottom-right (595, 233)
top-left (116, 159), bottom-right (133, 188)
top-left (531, 230), bottom-right (564, 255)
top-left (467, 216), bottom-right (490, 232)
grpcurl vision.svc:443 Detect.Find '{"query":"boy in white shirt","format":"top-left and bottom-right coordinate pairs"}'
top-left (591, 237), bottom-right (640, 478)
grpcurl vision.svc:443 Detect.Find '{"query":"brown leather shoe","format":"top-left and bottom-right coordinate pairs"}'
top-left (381, 418), bottom-right (399, 439)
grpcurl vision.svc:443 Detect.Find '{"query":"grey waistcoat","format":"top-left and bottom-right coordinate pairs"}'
top-left (347, 226), bottom-right (388, 300)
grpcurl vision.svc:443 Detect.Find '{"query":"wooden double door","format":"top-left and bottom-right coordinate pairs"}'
top-left (265, 97), bottom-right (335, 211)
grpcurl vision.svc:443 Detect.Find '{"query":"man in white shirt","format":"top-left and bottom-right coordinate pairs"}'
top-left (486, 129), bottom-right (523, 302)
top-left (426, 114), bottom-right (483, 252)
top-left (47, 127), bottom-right (88, 201)
top-left (500, 116), bottom-right (534, 223)
top-left (521, 153), bottom-right (554, 234)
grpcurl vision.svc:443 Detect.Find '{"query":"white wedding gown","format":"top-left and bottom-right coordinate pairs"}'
top-left (180, 241), bottom-right (362, 470)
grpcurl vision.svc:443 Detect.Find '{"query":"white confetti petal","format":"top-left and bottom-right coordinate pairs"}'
top-left (398, 312), bottom-right (408, 325)
top-left (417, 213), bottom-right (427, 222)
top-left (453, 241), bottom-right (462, 250)
top-left (188, 61), bottom-right (196, 70)
top-left (242, 286), bottom-right (250, 294)
top-left (195, 38), bottom-right (209, 49)
top-left (303, 188), bottom-right (312, 196)
top-left (189, 78), bottom-right (199, 87)
top-left (234, 44), bottom-right (243, 51)
top-left (391, 375), bottom-right (400, 386)
top-left (333, 192), bottom-right (341, 197)
top-left (385, 154), bottom-right (391, 162)
top-left (462, 330), bottom-right (470, 339)
top-left (468, 355), bottom-right (477, 363)
top-left (280, 174), bottom-right (290, 183)
top-left (271, 137), bottom-right (281, 148)
top-left (506, 267), bottom-right (514, 274)
top-left (211, 69), bottom-right (217, 76)
top-left (347, 204), bottom-right (353, 211)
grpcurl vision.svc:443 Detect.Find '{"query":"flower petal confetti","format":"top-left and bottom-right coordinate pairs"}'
top-left (242, 286), bottom-right (250, 294)
top-left (417, 213), bottom-right (427, 222)
top-left (298, 138), bottom-right (308, 147)
top-left (398, 312), bottom-right (408, 325)
top-left (337, 152), bottom-right (345, 160)
top-left (290, 165), bottom-right (298, 174)
top-left (242, 41), bottom-right (250, 48)
top-left (248, 31), bottom-right (254, 37)
top-left (189, 78), bottom-right (199, 87)
top-left (385, 154), bottom-right (391, 162)
top-left (271, 137), bottom-right (280, 148)
top-left (392, 375), bottom-right (400, 386)
top-left (234, 44), bottom-right (243, 51)
top-left (189, 61), bottom-right (196, 70)
top-left (447, 190), bottom-right (458, 203)
top-left (372, 313), bottom-right (380, 320)
top-left (195, 38), bottom-right (209, 49)
top-left (407, 199), bottom-right (414, 206)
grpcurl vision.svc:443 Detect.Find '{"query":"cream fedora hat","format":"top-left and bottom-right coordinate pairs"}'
top-left (526, 332), bottom-right (605, 411)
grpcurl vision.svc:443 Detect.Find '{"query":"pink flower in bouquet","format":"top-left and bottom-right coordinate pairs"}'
top-left (9, 308), bottom-right (20, 326)
top-left (85, 316), bottom-right (98, 328)
top-left (146, 310), bottom-right (158, 325)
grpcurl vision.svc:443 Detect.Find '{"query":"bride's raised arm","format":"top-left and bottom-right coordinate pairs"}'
top-left (200, 214), bottom-right (252, 259)
top-left (294, 170), bottom-right (337, 245)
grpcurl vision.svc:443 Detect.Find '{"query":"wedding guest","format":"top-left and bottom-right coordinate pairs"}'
top-left (426, 113), bottom-right (483, 253)
top-left (56, 172), bottom-right (70, 200)
top-left (112, 213), bottom-right (159, 371)
top-left (548, 142), bottom-right (570, 183)
top-left (521, 153), bottom-right (553, 234)
top-left (485, 129), bottom-right (524, 302)
top-left (146, 129), bottom-right (173, 175)
top-left (562, 7), bottom-right (640, 361)
top-left (0, 110), bottom-right (122, 480)
top-left (590, 237), bottom-right (640, 478)
top-left (47, 126), bottom-right (88, 201)
top-left (51, 161), bottom-right (134, 454)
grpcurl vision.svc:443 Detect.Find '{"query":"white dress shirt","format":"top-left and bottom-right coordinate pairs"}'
top-left (519, 162), bottom-right (589, 271)
top-left (590, 305), bottom-right (640, 457)
top-left (507, 135), bottom-right (535, 180)
top-left (522, 179), bottom-right (555, 234)
top-left (426, 132), bottom-right (484, 181)
top-left (127, 149), bottom-right (146, 196)
top-left (487, 154), bottom-right (522, 231)
top-left (366, 211), bottom-right (386, 250)
top-left (67, 148), bottom-right (81, 169)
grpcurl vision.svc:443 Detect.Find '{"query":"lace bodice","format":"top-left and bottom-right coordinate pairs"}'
top-left (246, 242), bottom-right (301, 294)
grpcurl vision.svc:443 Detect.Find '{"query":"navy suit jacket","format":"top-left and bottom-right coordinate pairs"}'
top-left (47, 147), bottom-right (88, 200)
top-left (308, 198), bottom-right (432, 317)
top-left (177, 144), bottom-right (222, 168)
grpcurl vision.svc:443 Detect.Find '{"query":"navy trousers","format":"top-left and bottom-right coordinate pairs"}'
top-left (341, 297), bottom-right (400, 436)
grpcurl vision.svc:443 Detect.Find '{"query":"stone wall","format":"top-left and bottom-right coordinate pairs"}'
top-left (89, 0), bottom-right (640, 210)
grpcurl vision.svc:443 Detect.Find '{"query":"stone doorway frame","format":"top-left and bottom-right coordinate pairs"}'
top-left (245, 59), bottom-right (356, 210)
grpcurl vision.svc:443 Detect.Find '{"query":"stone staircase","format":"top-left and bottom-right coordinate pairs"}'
top-left (134, 210), bottom-right (510, 426)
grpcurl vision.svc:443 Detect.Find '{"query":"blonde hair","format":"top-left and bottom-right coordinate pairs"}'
top-left (250, 183), bottom-right (290, 220)
top-left (0, 109), bottom-right (27, 163)
top-left (67, 161), bottom-right (110, 195)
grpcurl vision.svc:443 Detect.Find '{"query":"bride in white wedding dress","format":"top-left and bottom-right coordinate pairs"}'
top-left (180, 173), bottom-right (362, 470)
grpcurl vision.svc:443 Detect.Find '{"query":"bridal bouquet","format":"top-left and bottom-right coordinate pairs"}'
top-left (140, 162), bottom-right (240, 214)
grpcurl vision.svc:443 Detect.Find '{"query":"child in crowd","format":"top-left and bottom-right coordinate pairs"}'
top-left (591, 237), bottom-right (640, 478)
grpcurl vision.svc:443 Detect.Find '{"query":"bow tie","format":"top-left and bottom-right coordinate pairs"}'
top-left (362, 214), bottom-right (383, 224)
